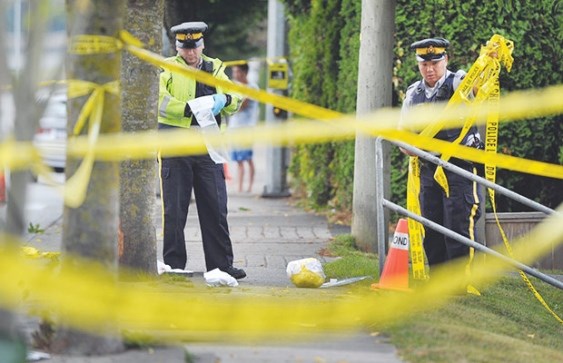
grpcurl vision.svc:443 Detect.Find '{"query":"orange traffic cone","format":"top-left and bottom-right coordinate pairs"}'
top-left (371, 218), bottom-right (411, 292)
top-left (0, 172), bottom-right (6, 203)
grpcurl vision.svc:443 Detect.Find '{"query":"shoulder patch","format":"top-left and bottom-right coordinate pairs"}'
top-left (407, 81), bottom-right (420, 92)
top-left (404, 81), bottom-right (421, 104)
top-left (455, 69), bottom-right (466, 80)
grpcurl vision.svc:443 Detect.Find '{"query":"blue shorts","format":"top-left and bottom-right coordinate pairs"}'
top-left (231, 149), bottom-right (253, 162)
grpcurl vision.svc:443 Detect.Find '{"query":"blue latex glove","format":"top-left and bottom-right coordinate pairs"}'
top-left (212, 94), bottom-right (227, 115)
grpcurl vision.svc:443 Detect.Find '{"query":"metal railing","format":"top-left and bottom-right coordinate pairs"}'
top-left (374, 137), bottom-right (563, 290)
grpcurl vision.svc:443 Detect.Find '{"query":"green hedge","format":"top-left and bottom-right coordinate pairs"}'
top-left (283, 0), bottom-right (562, 213)
top-left (285, 0), bottom-right (360, 210)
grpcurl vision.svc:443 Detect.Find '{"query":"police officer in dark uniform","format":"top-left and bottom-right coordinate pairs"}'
top-left (158, 21), bottom-right (246, 279)
top-left (401, 37), bottom-right (483, 272)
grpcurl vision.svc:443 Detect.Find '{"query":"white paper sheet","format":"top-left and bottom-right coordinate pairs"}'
top-left (188, 96), bottom-right (230, 164)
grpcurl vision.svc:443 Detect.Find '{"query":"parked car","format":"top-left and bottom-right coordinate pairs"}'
top-left (33, 91), bottom-right (67, 172)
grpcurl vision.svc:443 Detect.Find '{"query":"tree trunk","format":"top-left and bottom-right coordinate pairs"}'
top-left (52, 0), bottom-right (125, 354)
top-left (119, 0), bottom-right (163, 274)
top-left (352, 0), bottom-right (396, 251)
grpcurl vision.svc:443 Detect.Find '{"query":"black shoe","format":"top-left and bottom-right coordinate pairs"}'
top-left (225, 266), bottom-right (246, 279)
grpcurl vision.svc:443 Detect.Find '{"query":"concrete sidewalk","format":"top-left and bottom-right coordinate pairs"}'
top-left (18, 146), bottom-right (404, 363)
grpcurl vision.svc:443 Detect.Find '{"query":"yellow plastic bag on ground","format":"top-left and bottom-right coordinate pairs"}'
top-left (286, 258), bottom-right (326, 288)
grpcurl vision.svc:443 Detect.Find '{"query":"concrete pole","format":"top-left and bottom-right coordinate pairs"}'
top-left (351, 0), bottom-right (396, 251)
top-left (14, 0), bottom-right (22, 73)
top-left (262, 0), bottom-right (290, 198)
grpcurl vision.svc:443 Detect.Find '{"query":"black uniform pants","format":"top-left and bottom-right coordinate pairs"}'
top-left (419, 160), bottom-right (481, 266)
top-left (159, 153), bottom-right (234, 271)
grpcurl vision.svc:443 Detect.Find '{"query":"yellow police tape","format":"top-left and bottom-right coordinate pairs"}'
top-left (62, 107), bottom-right (563, 182)
top-left (69, 34), bottom-right (123, 54)
top-left (1, 91), bottom-right (563, 181)
top-left (14, 79), bottom-right (120, 208)
top-left (406, 157), bottom-right (426, 280)
top-left (475, 49), bottom-right (562, 323)
top-left (0, 32), bottom-right (562, 339)
top-left (1, 204), bottom-right (561, 340)
top-left (65, 80), bottom-right (119, 207)
top-left (432, 40), bottom-right (509, 197)
top-left (485, 107), bottom-right (563, 324)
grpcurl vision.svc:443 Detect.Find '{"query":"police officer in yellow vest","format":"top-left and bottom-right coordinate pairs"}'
top-left (158, 21), bottom-right (246, 279)
top-left (401, 37), bottom-right (483, 270)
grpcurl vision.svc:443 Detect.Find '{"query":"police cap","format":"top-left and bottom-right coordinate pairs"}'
top-left (410, 37), bottom-right (449, 62)
top-left (171, 21), bottom-right (208, 49)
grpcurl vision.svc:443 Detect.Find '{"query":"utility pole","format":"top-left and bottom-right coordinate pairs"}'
top-left (263, 0), bottom-right (290, 198)
top-left (352, 0), bottom-right (396, 251)
top-left (13, 0), bottom-right (22, 73)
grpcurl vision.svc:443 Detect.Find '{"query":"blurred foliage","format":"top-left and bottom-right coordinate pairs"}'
top-left (163, 0), bottom-right (268, 61)
top-left (283, 0), bottom-right (562, 214)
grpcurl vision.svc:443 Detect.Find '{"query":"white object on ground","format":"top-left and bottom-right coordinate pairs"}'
top-left (204, 268), bottom-right (238, 287)
top-left (286, 258), bottom-right (326, 288)
top-left (26, 351), bottom-right (51, 361)
top-left (320, 276), bottom-right (371, 288)
top-left (157, 260), bottom-right (193, 275)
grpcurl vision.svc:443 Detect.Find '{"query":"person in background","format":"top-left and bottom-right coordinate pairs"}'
top-left (227, 63), bottom-right (259, 193)
top-left (400, 37), bottom-right (484, 288)
top-left (157, 21), bottom-right (246, 279)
